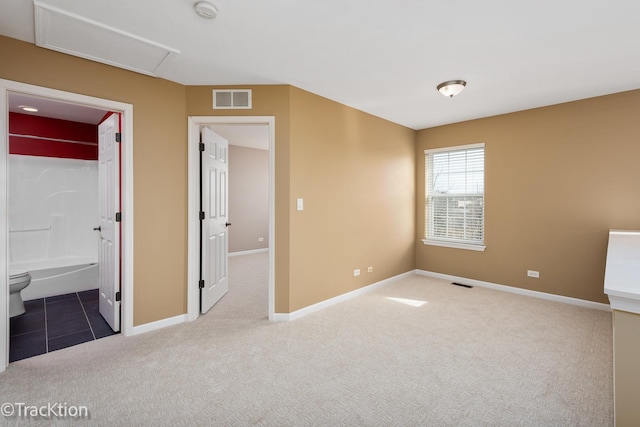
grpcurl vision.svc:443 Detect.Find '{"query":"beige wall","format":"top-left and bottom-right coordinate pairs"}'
top-left (228, 145), bottom-right (269, 253)
top-left (186, 84), bottom-right (292, 312)
top-left (187, 85), bottom-right (416, 312)
top-left (416, 90), bottom-right (640, 303)
top-left (288, 87), bottom-right (416, 311)
top-left (1, 37), bottom-right (415, 321)
top-left (613, 310), bottom-right (640, 426)
top-left (1, 36), bottom-right (188, 326)
top-left (10, 30), bottom-right (634, 323)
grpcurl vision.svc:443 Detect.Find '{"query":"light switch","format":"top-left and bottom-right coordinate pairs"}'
top-left (296, 198), bottom-right (304, 211)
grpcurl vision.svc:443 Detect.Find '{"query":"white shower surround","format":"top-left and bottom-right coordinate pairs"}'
top-left (9, 154), bottom-right (99, 275)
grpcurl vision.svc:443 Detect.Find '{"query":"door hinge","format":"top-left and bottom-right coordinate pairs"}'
top-left (199, 211), bottom-right (205, 221)
top-left (115, 212), bottom-right (122, 222)
top-left (199, 280), bottom-right (205, 289)
top-left (199, 142), bottom-right (205, 152)
top-left (115, 291), bottom-right (121, 302)
top-left (115, 133), bottom-right (121, 143)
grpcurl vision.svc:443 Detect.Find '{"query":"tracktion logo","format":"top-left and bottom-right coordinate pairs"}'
top-left (1, 402), bottom-right (89, 419)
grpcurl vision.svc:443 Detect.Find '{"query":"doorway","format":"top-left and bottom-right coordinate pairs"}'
top-left (187, 116), bottom-right (275, 322)
top-left (0, 79), bottom-right (135, 372)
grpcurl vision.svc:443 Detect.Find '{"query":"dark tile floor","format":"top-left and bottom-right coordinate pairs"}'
top-left (9, 289), bottom-right (118, 362)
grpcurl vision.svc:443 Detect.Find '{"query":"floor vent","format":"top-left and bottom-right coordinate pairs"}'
top-left (213, 90), bottom-right (252, 109)
top-left (451, 282), bottom-right (473, 289)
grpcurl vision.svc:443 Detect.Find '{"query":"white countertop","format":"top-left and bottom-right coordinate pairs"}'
top-left (604, 230), bottom-right (640, 314)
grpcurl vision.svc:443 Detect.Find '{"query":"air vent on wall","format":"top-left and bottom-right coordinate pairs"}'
top-left (213, 90), bottom-right (252, 109)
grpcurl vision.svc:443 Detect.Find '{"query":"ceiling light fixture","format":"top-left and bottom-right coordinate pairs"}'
top-left (19, 105), bottom-right (39, 112)
top-left (194, 1), bottom-right (218, 19)
top-left (437, 80), bottom-right (466, 98)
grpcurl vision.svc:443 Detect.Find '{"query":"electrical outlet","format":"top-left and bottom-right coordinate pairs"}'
top-left (354, 269), bottom-right (360, 276)
top-left (258, 237), bottom-right (264, 242)
top-left (367, 266), bottom-right (373, 273)
top-left (527, 270), bottom-right (540, 278)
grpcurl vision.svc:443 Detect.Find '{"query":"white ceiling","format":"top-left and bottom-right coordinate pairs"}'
top-left (8, 93), bottom-right (108, 124)
top-left (2, 0), bottom-right (640, 130)
top-left (207, 124), bottom-right (269, 150)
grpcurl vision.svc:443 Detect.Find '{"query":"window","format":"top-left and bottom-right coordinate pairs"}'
top-left (423, 143), bottom-right (485, 251)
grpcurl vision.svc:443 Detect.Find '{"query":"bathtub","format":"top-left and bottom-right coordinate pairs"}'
top-left (11, 257), bottom-right (99, 301)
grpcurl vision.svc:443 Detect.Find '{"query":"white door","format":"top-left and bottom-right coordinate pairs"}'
top-left (98, 113), bottom-right (120, 331)
top-left (201, 127), bottom-right (229, 313)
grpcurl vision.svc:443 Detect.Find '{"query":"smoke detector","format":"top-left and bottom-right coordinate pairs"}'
top-left (194, 1), bottom-right (218, 19)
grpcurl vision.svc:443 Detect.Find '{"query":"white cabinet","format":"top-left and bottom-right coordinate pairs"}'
top-left (604, 230), bottom-right (640, 426)
top-left (604, 230), bottom-right (640, 314)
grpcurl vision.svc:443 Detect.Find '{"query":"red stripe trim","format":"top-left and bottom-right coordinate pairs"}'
top-left (9, 112), bottom-right (98, 160)
top-left (9, 135), bottom-right (98, 160)
top-left (10, 112), bottom-right (97, 143)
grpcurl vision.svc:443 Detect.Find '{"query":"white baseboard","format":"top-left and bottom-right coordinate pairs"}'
top-left (131, 314), bottom-right (187, 335)
top-left (229, 248), bottom-right (268, 257)
top-left (273, 270), bottom-right (416, 321)
top-left (416, 270), bottom-right (611, 311)
top-left (129, 269), bottom-right (609, 333)
top-left (272, 313), bottom-right (292, 322)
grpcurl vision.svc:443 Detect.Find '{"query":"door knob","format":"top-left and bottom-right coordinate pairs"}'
top-left (93, 226), bottom-right (101, 231)
top-left (225, 222), bottom-right (232, 227)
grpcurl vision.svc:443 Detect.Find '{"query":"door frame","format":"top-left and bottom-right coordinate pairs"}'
top-left (187, 116), bottom-right (275, 321)
top-left (0, 79), bottom-right (135, 372)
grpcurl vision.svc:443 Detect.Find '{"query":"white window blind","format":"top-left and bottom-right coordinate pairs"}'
top-left (424, 143), bottom-right (485, 249)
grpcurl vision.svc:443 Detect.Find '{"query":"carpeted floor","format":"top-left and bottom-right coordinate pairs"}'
top-left (0, 252), bottom-right (613, 426)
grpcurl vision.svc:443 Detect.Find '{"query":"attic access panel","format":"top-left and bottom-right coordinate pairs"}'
top-left (34, 1), bottom-right (179, 77)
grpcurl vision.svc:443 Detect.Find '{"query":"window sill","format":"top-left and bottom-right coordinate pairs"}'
top-left (422, 239), bottom-right (486, 252)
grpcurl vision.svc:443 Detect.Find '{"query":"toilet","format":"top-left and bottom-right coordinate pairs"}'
top-left (9, 271), bottom-right (32, 317)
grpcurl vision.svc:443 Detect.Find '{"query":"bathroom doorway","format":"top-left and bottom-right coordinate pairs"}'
top-left (0, 79), bottom-right (135, 371)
